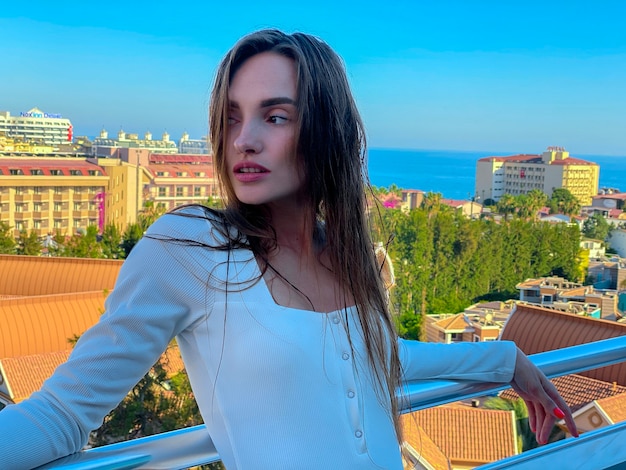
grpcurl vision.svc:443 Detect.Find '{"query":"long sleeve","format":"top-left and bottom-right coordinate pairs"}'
top-left (0, 212), bottom-right (214, 470)
top-left (398, 339), bottom-right (517, 384)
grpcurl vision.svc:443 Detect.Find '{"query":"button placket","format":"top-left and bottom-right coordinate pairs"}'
top-left (332, 311), bottom-right (366, 453)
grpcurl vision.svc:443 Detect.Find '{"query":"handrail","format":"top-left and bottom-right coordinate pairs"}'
top-left (36, 336), bottom-right (626, 470)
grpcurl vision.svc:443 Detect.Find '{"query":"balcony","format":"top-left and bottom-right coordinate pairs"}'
top-left (13, 212), bottom-right (32, 221)
top-left (14, 194), bottom-right (32, 203)
top-left (36, 336), bottom-right (626, 470)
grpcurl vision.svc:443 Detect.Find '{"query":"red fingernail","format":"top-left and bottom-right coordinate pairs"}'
top-left (554, 407), bottom-right (565, 419)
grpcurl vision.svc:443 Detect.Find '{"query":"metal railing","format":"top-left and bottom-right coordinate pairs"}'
top-left (37, 336), bottom-right (626, 470)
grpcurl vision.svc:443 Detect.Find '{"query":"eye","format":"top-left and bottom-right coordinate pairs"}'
top-left (227, 116), bottom-right (238, 126)
top-left (268, 115), bottom-right (288, 124)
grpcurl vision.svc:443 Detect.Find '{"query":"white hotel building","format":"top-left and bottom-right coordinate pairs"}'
top-left (0, 107), bottom-right (73, 146)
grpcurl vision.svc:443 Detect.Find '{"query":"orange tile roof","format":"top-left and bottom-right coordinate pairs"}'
top-left (149, 154), bottom-right (211, 163)
top-left (402, 422), bottom-right (450, 470)
top-left (0, 291), bottom-right (107, 357)
top-left (0, 345), bottom-right (186, 403)
top-left (501, 303), bottom-right (626, 385)
top-left (0, 350), bottom-right (71, 402)
top-left (0, 255), bottom-right (122, 296)
top-left (500, 374), bottom-right (626, 413)
top-left (596, 393), bottom-right (626, 423)
top-left (402, 405), bottom-right (517, 465)
top-left (434, 313), bottom-right (472, 331)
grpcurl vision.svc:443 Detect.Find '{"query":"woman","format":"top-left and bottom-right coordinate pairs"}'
top-left (0, 29), bottom-right (577, 469)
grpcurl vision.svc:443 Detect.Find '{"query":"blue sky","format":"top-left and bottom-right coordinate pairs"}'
top-left (2, 1), bottom-right (625, 155)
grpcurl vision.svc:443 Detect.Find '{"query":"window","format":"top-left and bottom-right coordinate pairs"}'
top-left (50, 169), bottom-right (63, 176)
top-left (54, 202), bottom-right (63, 211)
top-left (176, 187), bottom-right (183, 197)
top-left (9, 169), bottom-right (23, 175)
top-left (449, 333), bottom-right (462, 343)
top-left (74, 202), bottom-right (81, 210)
top-left (156, 171), bottom-right (165, 177)
top-left (194, 187), bottom-right (202, 197)
top-left (54, 220), bottom-right (63, 229)
top-left (15, 221), bottom-right (24, 231)
top-left (158, 187), bottom-right (167, 197)
top-left (88, 170), bottom-right (98, 176)
top-left (74, 220), bottom-right (81, 228)
top-left (15, 187), bottom-right (24, 195)
top-left (33, 202), bottom-right (42, 211)
top-left (30, 169), bottom-right (44, 175)
top-left (33, 220), bottom-right (42, 229)
top-left (54, 187), bottom-right (63, 194)
top-left (34, 187), bottom-right (43, 194)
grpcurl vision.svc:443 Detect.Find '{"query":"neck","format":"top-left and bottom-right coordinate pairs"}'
top-left (268, 202), bottom-right (318, 255)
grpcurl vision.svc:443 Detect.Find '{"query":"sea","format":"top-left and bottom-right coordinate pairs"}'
top-left (367, 148), bottom-right (626, 201)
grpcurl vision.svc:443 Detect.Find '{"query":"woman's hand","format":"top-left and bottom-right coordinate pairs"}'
top-left (510, 348), bottom-right (579, 444)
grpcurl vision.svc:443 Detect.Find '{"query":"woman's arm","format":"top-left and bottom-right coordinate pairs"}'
top-left (398, 338), bottom-right (579, 443)
top-left (0, 213), bottom-right (212, 469)
top-left (398, 338), bottom-right (517, 383)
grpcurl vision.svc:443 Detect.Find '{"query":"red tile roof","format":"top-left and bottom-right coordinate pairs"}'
top-left (500, 374), bottom-right (626, 413)
top-left (402, 405), bottom-right (517, 465)
top-left (402, 422), bottom-right (450, 470)
top-left (0, 350), bottom-right (71, 402)
top-left (500, 303), bottom-right (626, 385)
top-left (0, 158), bottom-right (104, 176)
top-left (0, 345), bottom-right (186, 403)
top-left (149, 154), bottom-right (211, 164)
top-left (478, 154), bottom-right (541, 163)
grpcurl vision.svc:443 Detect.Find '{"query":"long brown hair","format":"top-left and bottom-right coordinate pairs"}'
top-left (209, 29), bottom-right (402, 440)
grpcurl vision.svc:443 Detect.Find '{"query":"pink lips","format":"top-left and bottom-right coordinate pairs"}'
top-left (232, 161), bottom-right (270, 183)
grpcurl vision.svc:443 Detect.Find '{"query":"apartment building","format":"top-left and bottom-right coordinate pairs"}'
top-left (475, 147), bottom-right (599, 205)
top-left (93, 128), bottom-right (178, 156)
top-left (144, 153), bottom-right (217, 211)
top-left (0, 158), bottom-right (108, 238)
top-left (0, 108), bottom-right (73, 147)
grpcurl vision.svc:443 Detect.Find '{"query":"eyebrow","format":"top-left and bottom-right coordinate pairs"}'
top-left (229, 97), bottom-right (297, 109)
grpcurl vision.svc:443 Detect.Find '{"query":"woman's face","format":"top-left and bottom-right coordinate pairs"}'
top-left (226, 52), bottom-right (303, 208)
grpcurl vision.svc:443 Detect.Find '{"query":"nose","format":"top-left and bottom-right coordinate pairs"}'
top-left (233, 120), bottom-right (262, 155)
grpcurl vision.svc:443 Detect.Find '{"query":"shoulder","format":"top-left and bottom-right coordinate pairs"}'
top-left (145, 204), bottom-right (235, 248)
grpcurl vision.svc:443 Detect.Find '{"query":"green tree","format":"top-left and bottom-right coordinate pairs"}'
top-left (121, 223), bottom-right (144, 258)
top-left (484, 396), bottom-right (564, 451)
top-left (63, 226), bottom-right (102, 258)
top-left (16, 230), bottom-right (41, 256)
top-left (549, 188), bottom-right (581, 216)
top-left (90, 353), bottom-right (203, 447)
top-left (138, 200), bottom-right (167, 231)
top-left (0, 222), bottom-right (16, 254)
top-left (497, 194), bottom-right (517, 217)
top-left (101, 223), bottom-right (125, 259)
top-left (582, 213), bottom-right (611, 241)
top-left (519, 189), bottom-right (548, 220)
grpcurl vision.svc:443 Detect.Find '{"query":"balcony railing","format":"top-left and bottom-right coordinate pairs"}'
top-left (36, 336), bottom-right (626, 470)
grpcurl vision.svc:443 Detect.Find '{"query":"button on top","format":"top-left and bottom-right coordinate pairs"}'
top-left (347, 390), bottom-right (355, 398)
top-left (332, 315), bottom-right (340, 324)
top-left (342, 352), bottom-right (350, 360)
top-left (355, 430), bottom-right (363, 438)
